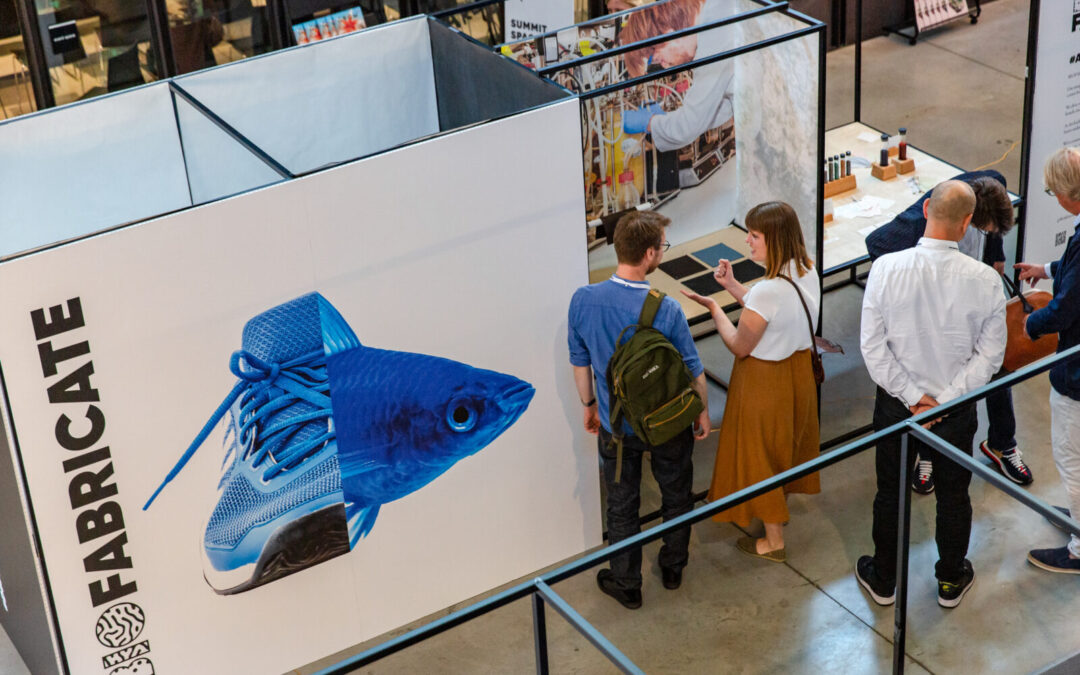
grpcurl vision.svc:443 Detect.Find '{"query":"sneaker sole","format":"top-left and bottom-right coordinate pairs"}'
top-left (855, 563), bottom-right (895, 606)
top-left (1026, 552), bottom-right (1080, 575)
top-left (911, 483), bottom-right (934, 495)
top-left (206, 503), bottom-right (350, 595)
top-left (979, 443), bottom-right (1032, 485)
top-left (937, 573), bottom-right (975, 608)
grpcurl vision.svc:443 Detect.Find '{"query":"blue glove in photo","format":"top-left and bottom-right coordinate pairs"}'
top-left (622, 102), bottom-right (664, 135)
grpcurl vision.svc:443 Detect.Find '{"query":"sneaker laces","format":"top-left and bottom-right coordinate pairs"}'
top-left (1002, 448), bottom-right (1029, 474)
top-left (144, 348), bottom-right (333, 509)
top-left (916, 458), bottom-right (933, 482)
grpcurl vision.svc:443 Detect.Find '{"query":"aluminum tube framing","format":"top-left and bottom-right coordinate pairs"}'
top-left (532, 580), bottom-right (646, 675)
top-left (537, 2), bottom-right (788, 76)
top-left (906, 423), bottom-right (1080, 536)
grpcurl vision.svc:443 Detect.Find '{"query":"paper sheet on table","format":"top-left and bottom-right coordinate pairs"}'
top-left (835, 196), bottom-right (896, 220)
top-left (857, 220), bottom-right (892, 237)
top-left (856, 131), bottom-right (880, 143)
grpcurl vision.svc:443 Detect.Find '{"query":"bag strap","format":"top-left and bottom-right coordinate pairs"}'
top-left (1000, 272), bottom-right (1035, 314)
top-left (638, 288), bottom-right (664, 329)
top-left (778, 274), bottom-right (816, 349)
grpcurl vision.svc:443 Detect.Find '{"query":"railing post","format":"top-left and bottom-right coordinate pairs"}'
top-left (532, 590), bottom-right (549, 675)
top-left (893, 432), bottom-right (912, 675)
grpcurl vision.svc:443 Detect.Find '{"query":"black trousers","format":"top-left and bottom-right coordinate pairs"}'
top-left (598, 427), bottom-right (694, 590)
top-left (871, 387), bottom-right (977, 584)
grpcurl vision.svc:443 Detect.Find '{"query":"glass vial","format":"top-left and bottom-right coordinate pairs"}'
top-left (880, 133), bottom-right (890, 167)
top-left (898, 127), bottom-right (908, 161)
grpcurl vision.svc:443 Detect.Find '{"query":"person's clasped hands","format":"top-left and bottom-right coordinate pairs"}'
top-left (622, 101), bottom-right (665, 135)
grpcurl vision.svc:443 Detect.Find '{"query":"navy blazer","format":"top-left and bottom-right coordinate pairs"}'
top-left (864, 169), bottom-right (1007, 265)
top-left (1027, 219), bottom-right (1080, 401)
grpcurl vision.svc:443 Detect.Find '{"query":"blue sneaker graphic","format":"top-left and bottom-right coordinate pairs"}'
top-left (145, 294), bottom-right (349, 594)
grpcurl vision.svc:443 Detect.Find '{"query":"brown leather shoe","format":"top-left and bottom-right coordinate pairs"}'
top-left (736, 536), bottom-right (786, 563)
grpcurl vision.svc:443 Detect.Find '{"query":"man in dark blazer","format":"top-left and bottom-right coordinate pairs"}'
top-left (865, 169), bottom-right (1031, 493)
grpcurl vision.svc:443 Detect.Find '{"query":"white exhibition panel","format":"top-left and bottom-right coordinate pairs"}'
top-left (175, 17), bottom-right (440, 175)
top-left (1022, 2), bottom-right (1080, 268)
top-left (0, 84), bottom-right (191, 260)
top-left (0, 98), bottom-right (595, 674)
top-left (734, 10), bottom-right (819, 261)
top-left (173, 94), bottom-right (287, 205)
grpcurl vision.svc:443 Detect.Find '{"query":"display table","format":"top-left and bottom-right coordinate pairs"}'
top-left (821, 121), bottom-right (1019, 275)
top-left (589, 223), bottom-right (763, 325)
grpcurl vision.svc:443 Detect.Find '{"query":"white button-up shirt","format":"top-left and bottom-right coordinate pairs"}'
top-left (861, 237), bottom-right (1007, 407)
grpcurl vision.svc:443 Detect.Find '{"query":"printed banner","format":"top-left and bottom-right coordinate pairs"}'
top-left (1022, 1), bottom-right (1080, 268)
top-left (0, 100), bottom-right (598, 675)
top-left (504, 0), bottom-right (574, 41)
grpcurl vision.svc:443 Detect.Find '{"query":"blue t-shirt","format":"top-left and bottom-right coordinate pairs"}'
top-left (568, 275), bottom-right (703, 434)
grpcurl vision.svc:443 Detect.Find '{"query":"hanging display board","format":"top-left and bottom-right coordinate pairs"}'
top-left (0, 99), bottom-right (597, 675)
top-left (504, 0), bottom-right (575, 41)
top-left (1022, 0), bottom-right (1080, 267)
top-left (913, 0), bottom-right (970, 32)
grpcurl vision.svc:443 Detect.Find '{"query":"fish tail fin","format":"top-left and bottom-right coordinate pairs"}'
top-left (317, 294), bottom-right (362, 356)
top-left (345, 502), bottom-right (381, 548)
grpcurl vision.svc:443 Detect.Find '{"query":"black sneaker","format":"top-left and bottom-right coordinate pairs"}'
top-left (596, 569), bottom-right (642, 609)
top-left (911, 454), bottom-right (935, 495)
top-left (1027, 546), bottom-right (1080, 574)
top-left (855, 555), bottom-right (895, 606)
top-left (937, 559), bottom-right (975, 608)
top-left (1047, 506), bottom-right (1072, 531)
top-left (980, 441), bottom-right (1033, 485)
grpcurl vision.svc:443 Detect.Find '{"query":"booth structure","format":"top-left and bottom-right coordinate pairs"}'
top-left (1, 3), bottom-right (831, 673)
top-left (484, 0), bottom-right (825, 325)
top-left (0, 16), bottom-right (600, 675)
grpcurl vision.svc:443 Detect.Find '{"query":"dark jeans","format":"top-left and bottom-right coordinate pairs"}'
top-left (598, 427), bottom-right (694, 591)
top-left (985, 368), bottom-right (1016, 451)
top-left (871, 387), bottom-right (977, 584)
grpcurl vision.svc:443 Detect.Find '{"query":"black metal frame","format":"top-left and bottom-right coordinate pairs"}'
top-left (314, 345), bottom-right (1080, 675)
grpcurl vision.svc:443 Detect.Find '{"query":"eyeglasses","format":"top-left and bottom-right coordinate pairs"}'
top-left (660, 241), bottom-right (671, 251)
top-left (1046, 187), bottom-right (1056, 197)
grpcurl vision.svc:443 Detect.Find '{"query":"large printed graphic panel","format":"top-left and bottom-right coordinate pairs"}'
top-left (1023, 1), bottom-right (1080, 267)
top-left (0, 99), bottom-right (596, 675)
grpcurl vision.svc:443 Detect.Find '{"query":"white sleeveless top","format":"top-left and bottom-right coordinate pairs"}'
top-left (741, 262), bottom-right (821, 361)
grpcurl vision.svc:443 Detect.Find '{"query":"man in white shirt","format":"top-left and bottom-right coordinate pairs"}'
top-left (856, 180), bottom-right (1007, 609)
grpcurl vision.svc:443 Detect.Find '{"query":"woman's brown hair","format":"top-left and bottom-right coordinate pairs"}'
top-left (619, 0), bottom-right (705, 78)
top-left (745, 201), bottom-right (814, 279)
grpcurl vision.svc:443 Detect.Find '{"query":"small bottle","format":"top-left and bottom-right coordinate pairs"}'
top-left (839, 154), bottom-right (846, 178)
top-left (828, 157), bottom-right (835, 182)
top-left (880, 133), bottom-right (890, 167)
top-left (898, 127), bottom-right (908, 161)
top-left (845, 150), bottom-right (852, 176)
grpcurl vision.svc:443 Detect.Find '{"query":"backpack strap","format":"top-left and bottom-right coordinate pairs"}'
top-left (638, 288), bottom-right (664, 329)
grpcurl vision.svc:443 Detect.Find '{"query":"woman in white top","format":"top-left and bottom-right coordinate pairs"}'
top-left (684, 201), bottom-right (821, 562)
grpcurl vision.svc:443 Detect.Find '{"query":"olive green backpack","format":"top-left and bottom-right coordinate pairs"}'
top-left (605, 289), bottom-right (703, 482)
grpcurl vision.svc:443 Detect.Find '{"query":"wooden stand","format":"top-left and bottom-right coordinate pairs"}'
top-left (823, 173), bottom-right (856, 198)
top-left (888, 146), bottom-right (899, 157)
top-left (824, 212), bottom-right (833, 224)
top-left (895, 157), bottom-right (915, 175)
top-left (871, 162), bottom-right (897, 181)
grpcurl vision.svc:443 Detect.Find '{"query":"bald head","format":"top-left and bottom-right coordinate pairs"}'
top-left (923, 180), bottom-right (976, 241)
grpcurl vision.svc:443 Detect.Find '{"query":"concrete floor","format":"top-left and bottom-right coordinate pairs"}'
top-left (5, 1), bottom-right (1076, 674)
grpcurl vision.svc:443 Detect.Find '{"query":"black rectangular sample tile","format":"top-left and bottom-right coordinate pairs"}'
top-left (732, 259), bottom-right (765, 284)
top-left (659, 255), bottom-right (708, 280)
top-left (682, 272), bottom-right (724, 296)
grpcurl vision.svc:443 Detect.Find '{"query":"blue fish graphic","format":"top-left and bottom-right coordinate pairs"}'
top-left (318, 296), bottom-right (535, 546)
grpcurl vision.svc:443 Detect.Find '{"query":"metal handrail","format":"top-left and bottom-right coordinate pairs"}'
top-left (314, 343), bottom-right (1080, 674)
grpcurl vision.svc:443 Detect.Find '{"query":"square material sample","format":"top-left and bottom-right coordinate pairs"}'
top-left (659, 255), bottom-right (709, 280)
top-left (732, 259), bottom-right (765, 284)
top-left (682, 272), bottom-right (725, 296)
top-left (691, 242), bottom-right (743, 268)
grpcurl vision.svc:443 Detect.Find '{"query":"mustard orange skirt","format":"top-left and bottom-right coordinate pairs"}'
top-left (708, 349), bottom-right (820, 527)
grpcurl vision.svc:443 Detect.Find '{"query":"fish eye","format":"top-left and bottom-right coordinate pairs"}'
top-left (446, 399), bottom-right (477, 432)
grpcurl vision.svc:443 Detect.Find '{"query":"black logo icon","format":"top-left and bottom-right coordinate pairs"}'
top-left (108, 657), bottom-right (154, 675)
top-left (95, 602), bottom-right (145, 648)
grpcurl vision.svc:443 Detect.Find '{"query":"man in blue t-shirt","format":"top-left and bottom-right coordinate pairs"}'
top-left (568, 211), bottom-right (710, 610)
